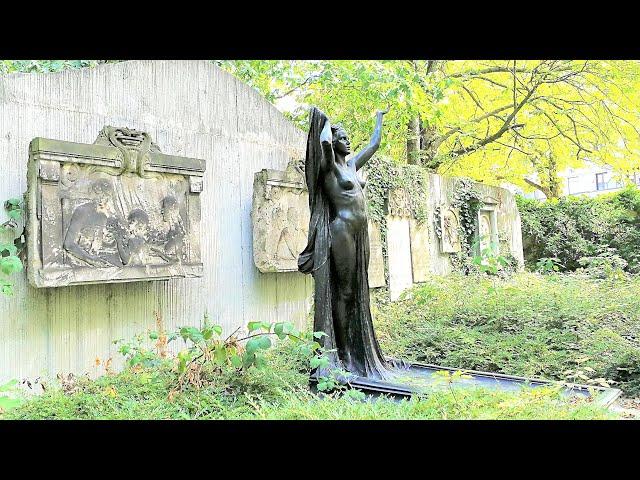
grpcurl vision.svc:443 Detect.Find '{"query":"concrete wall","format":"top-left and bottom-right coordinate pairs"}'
top-left (0, 60), bottom-right (525, 383)
top-left (386, 174), bottom-right (524, 299)
top-left (0, 60), bottom-right (311, 383)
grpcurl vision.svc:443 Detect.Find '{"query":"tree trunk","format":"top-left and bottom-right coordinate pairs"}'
top-left (420, 122), bottom-right (442, 170)
top-left (526, 153), bottom-right (562, 199)
top-left (406, 117), bottom-right (421, 164)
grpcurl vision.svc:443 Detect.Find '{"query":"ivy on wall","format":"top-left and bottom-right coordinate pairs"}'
top-left (1, 198), bottom-right (25, 295)
top-left (364, 159), bottom-right (487, 278)
top-left (363, 156), bottom-right (430, 283)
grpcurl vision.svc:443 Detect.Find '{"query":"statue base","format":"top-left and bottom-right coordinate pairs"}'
top-left (310, 359), bottom-right (621, 407)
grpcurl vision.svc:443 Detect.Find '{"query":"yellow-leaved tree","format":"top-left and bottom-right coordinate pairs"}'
top-left (218, 60), bottom-right (640, 198)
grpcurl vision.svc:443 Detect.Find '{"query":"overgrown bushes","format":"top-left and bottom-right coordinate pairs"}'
top-left (516, 186), bottom-right (640, 273)
top-left (373, 272), bottom-right (640, 396)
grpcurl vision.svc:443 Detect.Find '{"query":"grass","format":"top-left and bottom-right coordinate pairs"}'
top-left (1, 342), bottom-right (617, 420)
top-left (373, 271), bottom-right (640, 396)
top-left (2, 271), bottom-right (636, 420)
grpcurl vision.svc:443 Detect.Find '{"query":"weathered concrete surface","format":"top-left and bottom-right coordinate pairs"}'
top-left (367, 221), bottom-right (386, 288)
top-left (0, 60), bottom-right (312, 383)
top-left (409, 219), bottom-right (431, 283)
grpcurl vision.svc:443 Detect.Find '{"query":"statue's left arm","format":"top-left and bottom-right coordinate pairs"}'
top-left (350, 109), bottom-right (388, 171)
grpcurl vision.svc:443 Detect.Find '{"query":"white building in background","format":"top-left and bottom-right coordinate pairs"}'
top-left (513, 160), bottom-right (640, 200)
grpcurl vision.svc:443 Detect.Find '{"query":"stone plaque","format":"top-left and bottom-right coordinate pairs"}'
top-left (409, 219), bottom-right (431, 282)
top-left (367, 221), bottom-right (385, 288)
top-left (252, 161), bottom-right (310, 273)
top-left (387, 215), bottom-right (413, 301)
top-left (26, 126), bottom-right (206, 288)
top-left (440, 207), bottom-right (462, 253)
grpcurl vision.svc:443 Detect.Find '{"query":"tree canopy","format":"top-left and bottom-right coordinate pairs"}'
top-left (4, 59), bottom-right (639, 198)
top-left (217, 60), bottom-right (640, 197)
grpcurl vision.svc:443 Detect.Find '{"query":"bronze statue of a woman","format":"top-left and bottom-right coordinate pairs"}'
top-left (298, 107), bottom-right (395, 381)
top-left (296, 106), bottom-right (615, 401)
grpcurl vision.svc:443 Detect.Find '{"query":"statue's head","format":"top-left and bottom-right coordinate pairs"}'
top-left (331, 124), bottom-right (351, 155)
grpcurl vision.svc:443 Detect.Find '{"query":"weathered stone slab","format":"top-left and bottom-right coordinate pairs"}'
top-left (367, 221), bottom-right (385, 288)
top-left (252, 161), bottom-right (309, 273)
top-left (409, 219), bottom-right (431, 283)
top-left (387, 215), bottom-right (413, 301)
top-left (440, 207), bottom-right (462, 253)
top-left (26, 126), bottom-right (206, 287)
top-left (478, 197), bottom-right (499, 253)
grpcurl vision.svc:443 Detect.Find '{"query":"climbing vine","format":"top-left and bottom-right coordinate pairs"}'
top-left (1, 197), bottom-right (25, 295)
top-left (363, 156), bottom-right (430, 282)
top-left (450, 177), bottom-right (483, 251)
top-left (433, 178), bottom-right (484, 274)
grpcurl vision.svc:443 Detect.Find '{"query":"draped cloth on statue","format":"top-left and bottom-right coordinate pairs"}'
top-left (298, 107), bottom-right (392, 380)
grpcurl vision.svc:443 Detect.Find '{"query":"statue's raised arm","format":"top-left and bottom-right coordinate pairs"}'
top-left (349, 108), bottom-right (388, 171)
top-left (315, 108), bottom-right (336, 173)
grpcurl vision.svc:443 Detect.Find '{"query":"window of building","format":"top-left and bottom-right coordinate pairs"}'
top-left (595, 172), bottom-right (623, 191)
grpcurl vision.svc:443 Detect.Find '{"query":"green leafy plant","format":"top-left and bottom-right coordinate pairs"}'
top-left (536, 257), bottom-right (563, 274)
top-left (1, 198), bottom-right (25, 295)
top-left (517, 186), bottom-right (640, 273)
top-left (471, 237), bottom-right (512, 277)
top-left (0, 380), bottom-right (24, 414)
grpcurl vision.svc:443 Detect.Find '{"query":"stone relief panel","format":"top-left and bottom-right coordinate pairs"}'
top-left (440, 207), bottom-right (462, 253)
top-left (26, 126), bottom-right (206, 287)
top-left (252, 162), bottom-right (309, 273)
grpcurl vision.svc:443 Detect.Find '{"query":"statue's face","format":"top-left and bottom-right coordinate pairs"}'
top-left (333, 129), bottom-right (351, 155)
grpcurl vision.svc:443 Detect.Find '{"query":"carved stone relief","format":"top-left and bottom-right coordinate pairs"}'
top-left (440, 207), bottom-right (462, 253)
top-left (26, 126), bottom-right (206, 287)
top-left (477, 197), bottom-right (499, 253)
top-left (252, 162), bottom-right (309, 273)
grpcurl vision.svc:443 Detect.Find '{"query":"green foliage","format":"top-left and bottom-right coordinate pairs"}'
top-left (1, 340), bottom-right (614, 420)
top-left (218, 60), bottom-right (640, 194)
top-left (1, 198), bottom-right (25, 295)
top-left (0, 380), bottom-right (24, 413)
top-left (471, 239), bottom-right (513, 277)
top-left (373, 272), bottom-right (640, 396)
top-left (0, 60), bottom-right (118, 75)
top-left (450, 178), bottom-right (483, 249)
top-left (363, 156), bottom-right (430, 227)
top-left (517, 186), bottom-right (640, 273)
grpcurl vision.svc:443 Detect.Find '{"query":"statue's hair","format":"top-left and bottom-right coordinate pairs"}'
top-left (330, 123), bottom-right (347, 146)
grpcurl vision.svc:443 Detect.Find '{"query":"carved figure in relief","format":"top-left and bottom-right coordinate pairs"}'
top-left (150, 195), bottom-right (186, 263)
top-left (63, 178), bottom-right (123, 267)
top-left (113, 209), bottom-right (151, 266)
top-left (275, 205), bottom-right (307, 261)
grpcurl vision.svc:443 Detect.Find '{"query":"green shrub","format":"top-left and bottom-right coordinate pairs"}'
top-left (517, 186), bottom-right (640, 273)
top-left (373, 272), bottom-right (640, 396)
